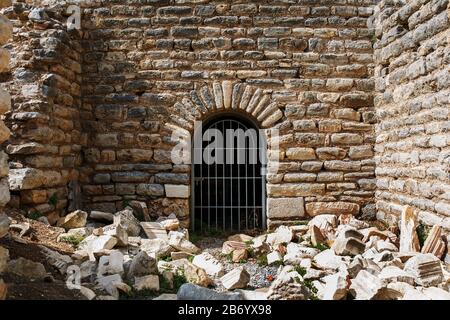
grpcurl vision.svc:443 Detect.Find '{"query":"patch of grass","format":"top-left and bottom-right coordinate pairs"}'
top-left (304, 279), bottom-right (319, 300)
top-left (417, 223), bottom-right (430, 247)
top-left (60, 234), bottom-right (85, 246)
top-left (311, 242), bottom-right (329, 252)
top-left (28, 211), bottom-right (42, 221)
top-left (48, 193), bottom-right (58, 206)
top-left (239, 259), bottom-right (247, 264)
top-left (257, 253), bottom-right (268, 267)
top-left (270, 260), bottom-right (284, 267)
top-left (173, 272), bottom-right (187, 291)
top-left (160, 255), bottom-right (173, 262)
top-left (187, 255), bottom-right (194, 263)
top-left (189, 233), bottom-right (202, 245)
top-left (294, 266), bottom-right (307, 277)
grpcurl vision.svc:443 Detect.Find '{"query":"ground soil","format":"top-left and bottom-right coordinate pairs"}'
top-left (1, 209), bottom-right (84, 300)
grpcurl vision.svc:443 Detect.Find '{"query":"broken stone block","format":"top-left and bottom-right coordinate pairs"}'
top-left (267, 266), bottom-right (310, 300)
top-left (378, 266), bottom-right (415, 285)
top-left (97, 274), bottom-right (130, 299)
top-left (266, 225), bottom-right (294, 248)
top-left (127, 251), bottom-right (157, 278)
top-left (401, 288), bottom-right (431, 300)
top-left (0, 214), bottom-right (10, 238)
top-left (318, 272), bottom-right (348, 300)
top-left (128, 201), bottom-right (150, 222)
top-left (7, 257), bottom-right (47, 279)
top-left (310, 225), bottom-right (326, 246)
top-left (349, 270), bottom-right (386, 300)
top-left (421, 225), bottom-right (446, 259)
top-left (387, 281), bottom-right (415, 297)
top-left (0, 246), bottom-right (8, 273)
top-left (90, 211), bottom-right (114, 222)
top-left (183, 261), bottom-right (213, 287)
top-left (80, 286), bottom-right (96, 300)
top-left (332, 237), bottom-right (365, 256)
top-left (192, 252), bottom-right (225, 277)
top-left (39, 245), bottom-right (72, 275)
top-left (375, 240), bottom-right (398, 252)
top-left (421, 287), bottom-right (450, 300)
top-left (153, 293), bottom-right (178, 300)
top-left (134, 275), bottom-right (160, 292)
top-left (98, 250), bottom-right (124, 277)
top-left (267, 251), bottom-right (282, 265)
top-left (228, 234), bottom-right (253, 243)
top-left (177, 283), bottom-right (242, 300)
top-left (79, 235), bottom-right (118, 254)
top-left (157, 215), bottom-right (180, 231)
top-left (140, 222), bottom-right (168, 240)
top-left (141, 238), bottom-right (174, 259)
top-left (404, 253), bottom-right (443, 287)
top-left (232, 248), bottom-right (248, 263)
top-left (399, 206), bottom-right (420, 253)
top-left (308, 214), bottom-right (338, 235)
top-left (313, 249), bottom-right (346, 270)
top-left (168, 231), bottom-right (200, 254)
top-left (171, 251), bottom-right (194, 260)
top-left (361, 227), bottom-right (389, 242)
top-left (250, 235), bottom-right (270, 255)
top-left (284, 243), bottom-right (319, 264)
top-left (335, 225), bottom-right (364, 241)
top-left (348, 255), bottom-right (364, 278)
top-left (221, 267), bottom-right (250, 290)
top-left (103, 223), bottom-right (128, 247)
top-left (114, 209), bottom-right (141, 237)
top-left (56, 210), bottom-right (87, 230)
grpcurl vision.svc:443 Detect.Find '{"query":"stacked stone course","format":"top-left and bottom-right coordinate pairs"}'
top-left (0, 0), bottom-right (12, 209)
top-left (3, 0), bottom-right (447, 232)
top-left (372, 0), bottom-right (450, 230)
top-left (3, 1), bottom-right (82, 223)
top-left (78, 0), bottom-right (377, 228)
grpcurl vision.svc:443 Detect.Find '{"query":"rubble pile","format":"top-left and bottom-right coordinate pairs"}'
top-left (2, 205), bottom-right (450, 300)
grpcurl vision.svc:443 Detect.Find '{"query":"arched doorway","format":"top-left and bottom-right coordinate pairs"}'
top-left (192, 112), bottom-right (267, 233)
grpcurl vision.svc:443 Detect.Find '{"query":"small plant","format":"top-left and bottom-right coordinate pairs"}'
top-left (294, 266), bottom-right (307, 277)
top-left (311, 242), bottom-right (329, 252)
top-left (304, 279), bottom-right (319, 300)
top-left (173, 272), bottom-right (187, 291)
top-left (293, 220), bottom-right (309, 226)
top-left (122, 199), bottom-right (130, 208)
top-left (187, 255), bottom-right (194, 263)
top-left (48, 193), bottom-right (58, 206)
top-left (60, 234), bottom-right (85, 247)
top-left (257, 253), bottom-right (268, 267)
top-left (160, 255), bottom-right (173, 263)
top-left (239, 259), bottom-right (247, 264)
top-left (28, 211), bottom-right (42, 221)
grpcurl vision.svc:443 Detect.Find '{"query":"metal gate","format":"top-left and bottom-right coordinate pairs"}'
top-left (192, 114), bottom-right (266, 232)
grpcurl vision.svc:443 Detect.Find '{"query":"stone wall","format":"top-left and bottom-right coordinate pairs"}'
top-left (79, 0), bottom-right (377, 228)
top-left (3, 1), bottom-right (83, 224)
top-left (372, 0), bottom-right (450, 230)
top-left (0, 0), bottom-right (12, 211)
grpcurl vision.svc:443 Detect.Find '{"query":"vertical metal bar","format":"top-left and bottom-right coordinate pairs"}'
top-left (214, 122), bottom-right (218, 231)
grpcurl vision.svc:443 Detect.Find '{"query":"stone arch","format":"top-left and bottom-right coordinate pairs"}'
top-left (165, 80), bottom-right (284, 134)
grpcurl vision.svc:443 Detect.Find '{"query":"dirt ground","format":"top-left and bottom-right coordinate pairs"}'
top-left (1, 209), bottom-right (85, 300)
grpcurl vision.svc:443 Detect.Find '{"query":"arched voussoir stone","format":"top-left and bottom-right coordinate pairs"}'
top-left (166, 81), bottom-right (284, 133)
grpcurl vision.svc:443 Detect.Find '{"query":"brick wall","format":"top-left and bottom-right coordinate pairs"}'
top-left (372, 0), bottom-right (450, 230)
top-left (80, 0), bottom-right (377, 228)
top-left (4, 1), bottom-right (83, 224)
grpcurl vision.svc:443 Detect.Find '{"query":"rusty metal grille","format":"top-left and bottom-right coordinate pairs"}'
top-left (192, 115), bottom-right (266, 232)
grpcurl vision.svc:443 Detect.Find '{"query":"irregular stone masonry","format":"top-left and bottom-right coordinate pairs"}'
top-left (79, 0), bottom-right (377, 228)
top-left (371, 0), bottom-right (450, 232)
top-left (0, 0), bottom-right (12, 209)
top-left (1, 0), bottom-right (447, 233)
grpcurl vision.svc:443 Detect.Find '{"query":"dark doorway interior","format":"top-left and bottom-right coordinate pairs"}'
top-left (192, 114), bottom-right (266, 233)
